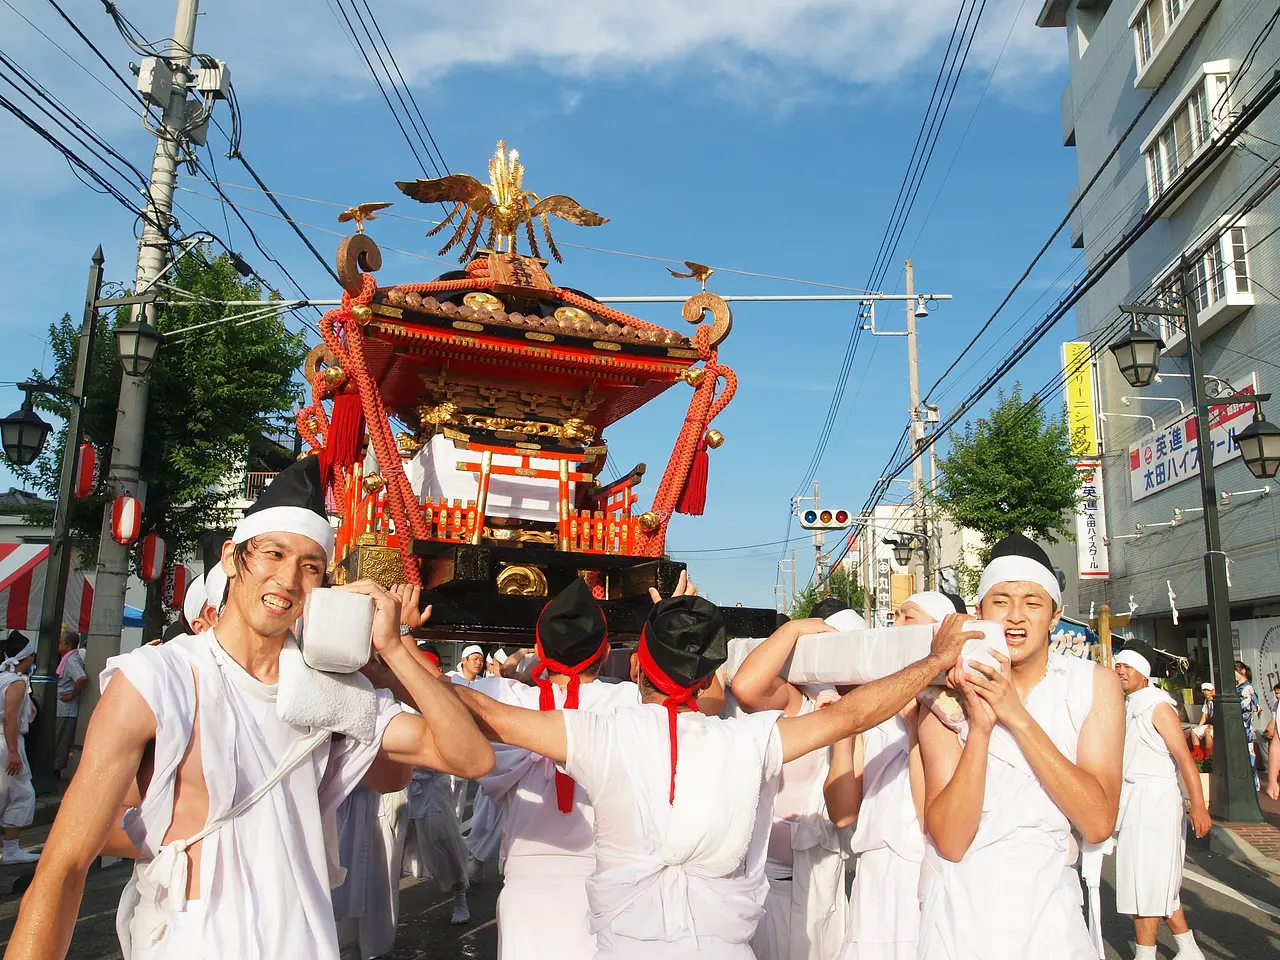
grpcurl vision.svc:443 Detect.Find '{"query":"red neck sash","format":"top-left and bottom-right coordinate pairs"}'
top-left (532, 626), bottom-right (608, 813)
top-left (636, 628), bottom-right (702, 804)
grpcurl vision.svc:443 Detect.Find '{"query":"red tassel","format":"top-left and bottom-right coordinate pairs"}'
top-left (675, 436), bottom-right (710, 516)
top-left (319, 393), bottom-right (365, 489)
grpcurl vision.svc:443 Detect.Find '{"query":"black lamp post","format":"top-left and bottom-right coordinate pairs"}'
top-left (883, 533), bottom-right (927, 570)
top-left (1117, 252), bottom-right (1274, 822)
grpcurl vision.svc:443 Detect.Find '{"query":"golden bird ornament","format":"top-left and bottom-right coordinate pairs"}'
top-left (667, 261), bottom-right (715, 291)
top-left (396, 141), bottom-right (608, 263)
top-left (337, 202), bottom-right (393, 233)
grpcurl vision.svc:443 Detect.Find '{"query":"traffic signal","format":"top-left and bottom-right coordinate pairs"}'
top-left (799, 507), bottom-right (852, 530)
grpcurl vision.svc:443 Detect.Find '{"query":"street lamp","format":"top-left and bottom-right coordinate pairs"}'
top-left (1234, 409), bottom-right (1280, 480)
top-left (115, 319), bottom-right (164, 377)
top-left (1115, 261), bottom-right (1266, 822)
top-left (1109, 319), bottom-right (1165, 389)
top-left (0, 388), bottom-right (54, 467)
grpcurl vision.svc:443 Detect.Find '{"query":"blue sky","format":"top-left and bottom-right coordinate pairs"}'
top-left (0, 0), bottom-right (1085, 609)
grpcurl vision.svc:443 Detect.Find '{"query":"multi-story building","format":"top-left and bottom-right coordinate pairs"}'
top-left (1038, 1), bottom-right (1280, 702)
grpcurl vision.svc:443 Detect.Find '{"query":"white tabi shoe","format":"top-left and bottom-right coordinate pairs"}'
top-left (450, 889), bottom-right (470, 925)
top-left (467, 856), bottom-right (485, 886)
top-left (1, 844), bottom-right (39, 865)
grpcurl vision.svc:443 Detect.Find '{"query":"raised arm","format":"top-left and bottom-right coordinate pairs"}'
top-left (825, 732), bottom-right (861, 829)
top-left (966, 656), bottom-right (1124, 843)
top-left (452, 685), bottom-right (568, 763)
top-left (1152, 701), bottom-right (1210, 838)
top-left (776, 614), bottom-right (976, 763)
top-left (342, 581), bottom-right (494, 781)
top-left (7, 674), bottom-right (157, 960)
top-left (732, 619), bottom-right (833, 716)
top-left (918, 669), bottom-right (995, 862)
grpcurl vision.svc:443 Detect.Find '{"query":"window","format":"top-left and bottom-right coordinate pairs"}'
top-left (1143, 66), bottom-right (1231, 206)
top-left (1151, 225), bottom-right (1254, 349)
top-left (1130, 0), bottom-right (1214, 88)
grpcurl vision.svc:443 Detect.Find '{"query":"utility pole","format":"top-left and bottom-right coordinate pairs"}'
top-left (790, 549), bottom-right (797, 613)
top-left (83, 0), bottom-right (199, 699)
top-left (811, 481), bottom-right (825, 588)
top-left (861, 516), bottom-right (873, 624)
top-left (905, 260), bottom-right (929, 592)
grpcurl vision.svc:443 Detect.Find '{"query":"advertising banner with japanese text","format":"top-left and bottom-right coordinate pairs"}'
top-left (1127, 376), bottom-right (1257, 502)
top-left (1063, 342), bottom-right (1099, 457)
top-left (1074, 461), bottom-right (1109, 578)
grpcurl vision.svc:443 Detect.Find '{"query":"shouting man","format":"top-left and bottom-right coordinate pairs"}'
top-left (7, 456), bottom-right (493, 960)
top-left (917, 533), bottom-right (1125, 960)
top-left (1113, 643), bottom-right (1210, 960)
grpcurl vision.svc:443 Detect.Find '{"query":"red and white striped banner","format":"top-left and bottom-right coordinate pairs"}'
top-left (0, 543), bottom-right (94, 634)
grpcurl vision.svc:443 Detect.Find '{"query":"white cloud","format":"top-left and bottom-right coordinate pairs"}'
top-left (197, 0), bottom-right (1063, 99)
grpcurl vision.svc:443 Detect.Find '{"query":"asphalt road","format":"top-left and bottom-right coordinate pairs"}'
top-left (0, 827), bottom-right (1276, 958)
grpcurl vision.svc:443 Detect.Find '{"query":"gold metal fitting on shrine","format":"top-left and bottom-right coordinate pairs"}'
top-left (554, 306), bottom-right (592, 324)
top-left (496, 564), bottom-right (549, 597)
top-left (463, 292), bottom-right (504, 312)
top-left (350, 303), bottom-right (373, 325)
top-left (706, 429), bottom-right (725, 449)
top-left (362, 472), bottom-right (386, 494)
top-left (679, 367), bottom-right (705, 388)
top-left (322, 365), bottom-right (346, 388)
top-left (637, 511), bottom-right (660, 531)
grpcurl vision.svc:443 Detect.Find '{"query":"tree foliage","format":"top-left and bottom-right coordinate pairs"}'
top-left (935, 384), bottom-right (1078, 559)
top-left (17, 253), bottom-right (306, 633)
top-left (789, 564), bottom-right (865, 619)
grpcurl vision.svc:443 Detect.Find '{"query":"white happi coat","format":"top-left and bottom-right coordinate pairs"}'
top-left (563, 704), bottom-right (784, 959)
top-left (404, 766), bottom-right (470, 889)
top-left (479, 677), bottom-right (640, 960)
top-left (333, 785), bottom-right (410, 960)
top-left (842, 715), bottom-right (924, 960)
top-left (918, 653), bottom-right (1098, 960)
top-left (104, 631), bottom-right (401, 960)
top-left (753, 696), bottom-right (847, 960)
top-left (1115, 686), bottom-right (1185, 918)
top-left (0, 670), bottom-right (36, 829)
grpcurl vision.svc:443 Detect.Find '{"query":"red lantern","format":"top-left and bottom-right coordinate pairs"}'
top-left (140, 533), bottom-right (166, 582)
top-left (164, 563), bottom-right (190, 611)
top-left (73, 443), bottom-right (97, 499)
top-left (111, 494), bottom-right (142, 545)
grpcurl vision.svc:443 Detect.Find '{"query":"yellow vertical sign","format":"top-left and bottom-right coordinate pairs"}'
top-left (1063, 342), bottom-right (1098, 457)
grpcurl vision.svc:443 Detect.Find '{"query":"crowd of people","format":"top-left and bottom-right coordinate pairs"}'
top-left (0, 455), bottom-right (1249, 960)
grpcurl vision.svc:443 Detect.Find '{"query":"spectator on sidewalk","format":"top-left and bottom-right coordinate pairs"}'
top-left (0, 630), bottom-right (40, 864)
top-left (54, 630), bottom-right (86, 783)
top-left (1257, 682), bottom-right (1280, 783)
top-left (1236, 662), bottom-right (1261, 791)
top-left (1188, 682), bottom-right (1214, 755)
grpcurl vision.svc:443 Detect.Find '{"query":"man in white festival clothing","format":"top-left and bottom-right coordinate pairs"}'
top-left (916, 532), bottom-right (1125, 960)
top-left (1113, 642), bottom-right (1210, 960)
top-left (453, 590), bottom-right (975, 959)
top-left (5, 456), bottom-right (494, 960)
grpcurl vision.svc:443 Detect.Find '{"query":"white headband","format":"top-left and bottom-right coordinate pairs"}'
top-left (460, 644), bottom-right (483, 660)
top-left (902, 591), bottom-right (959, 624)
top-left (490, 648), bottom-right (508, 664)
top-left (203, 564), bottom-right (228, 615)
top-left (977, 555), bottom-right (1062, 607)
top-left (1, 639), bottom-right (36, 672)
top-left (824, 608), bottom-right (867, 632)
top-left (182, 576), bottom-right (208, 626)
top-left (233, 506), bottom-right (336, 561)
top-left (1114, 649), bottom-right (1151, 678)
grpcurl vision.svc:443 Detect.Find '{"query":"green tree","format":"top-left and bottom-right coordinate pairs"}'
top-left (789, 564), bottom-right (865, 619)
top-left (936, 383), bottom-right (1078, 563)
top-left (18, 253), bottom-right (306, 637)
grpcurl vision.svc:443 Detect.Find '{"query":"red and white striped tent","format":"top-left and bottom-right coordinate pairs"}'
top-left (0, 543), bottom-right (94, 634)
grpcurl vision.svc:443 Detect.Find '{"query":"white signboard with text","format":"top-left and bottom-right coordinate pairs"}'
top-left (1075, 461), bottom-right (1109, 578)
top-left (1127, 377), bottom-right (1257, 502)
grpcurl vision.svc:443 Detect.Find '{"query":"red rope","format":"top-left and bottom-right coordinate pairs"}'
top-left (532, 624), bottom-right (609, 812)
top-left (636, 628), bottom-right (700, 804)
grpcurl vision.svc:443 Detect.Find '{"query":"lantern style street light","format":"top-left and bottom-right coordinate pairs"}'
top-left (1235, 409), bottom-right (1280, 480)
top-left (1109, 320), bottom-right (1165, 389)
top-left (0, 388), bottom-right (53, 467)
top-left (115, 319), bottom-right (164, 377)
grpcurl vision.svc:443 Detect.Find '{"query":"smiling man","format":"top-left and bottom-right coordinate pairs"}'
top-left (916, 533), bottom-right (1125, 960)
top-left (6, 456), bottom-right (494, 960)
